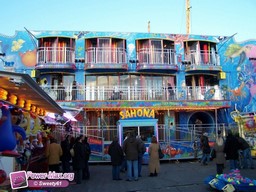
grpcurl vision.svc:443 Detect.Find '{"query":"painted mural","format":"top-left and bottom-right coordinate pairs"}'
top-left (1, 30), bottom-right (256, 161)
top-left (1, 31), bottom-right (255, 113)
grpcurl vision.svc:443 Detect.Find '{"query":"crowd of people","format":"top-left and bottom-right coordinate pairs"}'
top-left (44, 129), bottom-right (254, 185)
top-left (108, 132), bottom-right (160, 182)
top-left (45, 132), bottom-right (161, 184)
top-left (45, 134), bottom-right (91, 184)
top-left (200, 129), bottom-right (254, 175)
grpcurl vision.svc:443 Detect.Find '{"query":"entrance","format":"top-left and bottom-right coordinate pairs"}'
top-left (188, 112), bottom-right (215, 136)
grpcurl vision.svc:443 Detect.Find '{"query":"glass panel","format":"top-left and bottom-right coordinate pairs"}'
top-left (63, 75), bottom-right (74, 86)
top-left (99, 38), bottom-right (110, 47)
top-left (109, 76), bottom-right (119, 97)
top-left (85, 76), bottom-right (96, 87)
top-left (151, 40), bottom-right (162, 64)
top-left (153, 76), bottom-right (163, 100)
top-left (130, 75), bottom-right (141, 100)
top-left (85, 76), bottom-right (96, 100)
top-left (140, 126), bottom-right (154, 143)
top-left (122, 126), bottom-right (155, 143)
top-left (140, 40), bottom-right (149, 49)
top-left (109, 76), bottom-right (119, 87)
top-left (98, 38), bottom-right (110, 63)
top-left (97, 76), bottom-right (108, 87)
top-left (123, 127), bottom-right (138, 140)
top-left (144, 76), bottom-right (153, 100)
top-left (151, 40), bottom-right (162, 50)
top-left (120, 75), bottom-right (129, 87)
top-left (62, 76), bottom-right (74, 100)
top-left (97, 76), bottom-right (108, 100)
top-left (116, 40), bottom-right (123, 48)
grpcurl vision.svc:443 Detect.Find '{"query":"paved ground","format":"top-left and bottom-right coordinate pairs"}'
top-left (52, 159), bottom-right (256, 192)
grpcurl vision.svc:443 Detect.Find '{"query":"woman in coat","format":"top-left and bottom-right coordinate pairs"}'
top-left (108, 136), bottom-right (124, 180)
top-left (213, 130), bottom-right (226, 174)
top-left (148, 136), bottom-right (160, 177)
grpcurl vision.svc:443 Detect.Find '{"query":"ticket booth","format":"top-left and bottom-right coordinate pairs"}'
top-left (117, 108), bottom-right (158, 145)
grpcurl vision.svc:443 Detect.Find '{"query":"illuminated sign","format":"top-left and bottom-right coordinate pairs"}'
top-left (120, 109), bottom-right (155, 119)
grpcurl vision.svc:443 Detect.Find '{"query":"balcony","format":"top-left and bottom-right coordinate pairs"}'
top-left (184, 50), bottom-right (221, 73)
top-left (137, 48), bottom-right (178, 73)
top-left (36, 47), bottom-right (76, 70)
top-left (85, 47), bottom-right (128, 72)
top-left (41, 85), bottom-right (227, 102)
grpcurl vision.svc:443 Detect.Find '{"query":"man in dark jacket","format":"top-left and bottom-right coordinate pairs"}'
top-left (224, 130), bottom-right (240, 170)
top-left (108, 136), bottom-right (124, 180)
top-left (137, 135), bottom-right (146, 177)
top-left (61, 135), bottom-right (71, 173)
top-left (73, 135), bottom-right (86, 184)
top-left (82, 136), bottom-right (91, 180)
top-left (236, 134), bottom-right (254, 169)
top-left (123, 132), bottom-right (140, 181)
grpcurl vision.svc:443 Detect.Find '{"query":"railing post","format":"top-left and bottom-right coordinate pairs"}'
top-left (44, 47), bottom-right (47, 63)
top-left (94, 47), bottom-right (97, 64)
top-left (64, 47), bottom-right (66, 63)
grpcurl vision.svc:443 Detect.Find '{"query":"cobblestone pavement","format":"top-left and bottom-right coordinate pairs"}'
top-left (51, 160), bottom-right (256, 192)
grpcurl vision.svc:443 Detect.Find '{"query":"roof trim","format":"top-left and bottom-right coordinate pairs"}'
top-left (0, 70), bottom-right (64, 115)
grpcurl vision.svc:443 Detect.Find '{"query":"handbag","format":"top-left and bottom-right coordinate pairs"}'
top-left (210, 148), bottom-right (216, 159)
top-left (158, 146), bottom-right (164, 159)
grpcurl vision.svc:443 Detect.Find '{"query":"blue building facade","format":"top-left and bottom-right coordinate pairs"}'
top-left (0, 30), bottom-right (255, 161)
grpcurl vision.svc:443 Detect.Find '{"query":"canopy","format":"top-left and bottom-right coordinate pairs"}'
top-left (0, 71), bottom-right (64, 115)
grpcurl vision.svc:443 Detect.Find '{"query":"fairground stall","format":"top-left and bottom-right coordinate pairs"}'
top-left (0, 71), bottom-right (64, 189)
top-left (230, 109), bottom-right (256, 157)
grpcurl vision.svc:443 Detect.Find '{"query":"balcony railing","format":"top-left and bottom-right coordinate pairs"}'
top-left (137, 48), bottom-right (177, 65)
top-left (185, 50), bottom-right (220, 66)
top-left (37, 47), bottom-right (75, 64)
top-left (85, 47), bottom-right (127, 64)
top-left (41, 85), bottom-right (227, 101)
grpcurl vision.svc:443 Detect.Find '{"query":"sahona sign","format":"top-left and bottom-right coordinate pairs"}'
top-left (120, 109), bottom-right (155, 119)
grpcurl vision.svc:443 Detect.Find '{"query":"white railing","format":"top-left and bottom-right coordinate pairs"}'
top-left (185, 50), bottom-right (220, 66)
top-left (37, 47), bottom-right (75, 63)
top-left (137, 48), bottom-right (176, 65)
top-left (53, 123), bottom-right (232, 143)
top-left (40, 85), bottom-right (227, 101)
top-left (36, 47), bottom-right (219, 67)
top-left (85, 47), bottom-right (127, 64)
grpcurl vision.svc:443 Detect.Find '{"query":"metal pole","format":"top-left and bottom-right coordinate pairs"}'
top-left (215, 109), bottom-right (218, 135)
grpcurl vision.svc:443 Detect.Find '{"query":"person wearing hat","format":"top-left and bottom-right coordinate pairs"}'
top-left (200, 132), bottom-right (211, 165)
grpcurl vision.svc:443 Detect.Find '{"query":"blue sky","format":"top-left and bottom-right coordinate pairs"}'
top-left (1, 0), bottom-right (256, 42)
